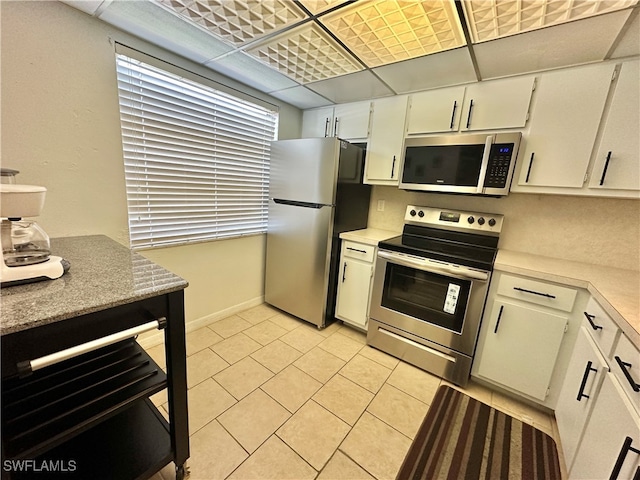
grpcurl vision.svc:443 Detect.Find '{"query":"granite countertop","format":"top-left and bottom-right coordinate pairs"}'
top-left (495, 249), bottom-right (640, 347)
top-left (339, 228), bottom-right (400, 246)
top-left (1, 235), bottom-right (188, 336)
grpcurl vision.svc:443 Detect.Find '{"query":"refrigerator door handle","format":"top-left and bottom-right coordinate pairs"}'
top-left (272, 198), bottom-right (333, 209)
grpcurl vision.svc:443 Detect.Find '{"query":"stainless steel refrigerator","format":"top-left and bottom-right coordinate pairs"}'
top-left (265, 137), bottom-right (371, 328)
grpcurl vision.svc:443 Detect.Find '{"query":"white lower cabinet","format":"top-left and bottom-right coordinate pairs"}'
top-left (335, 240), bottom-right (375, 330)
top-left (569, 372), bottom-right (640, 479)
top-left (473, 299), bottom-right (568, 400)
top-left (555, 325), bottom-right (609, 469)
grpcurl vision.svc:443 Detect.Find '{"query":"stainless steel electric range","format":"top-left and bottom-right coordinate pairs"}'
top-left (367, 205), bottom-right (503, 387)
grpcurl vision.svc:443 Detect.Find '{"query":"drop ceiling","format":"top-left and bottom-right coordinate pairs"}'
top-left (63, 0), bottom-right (640, 109)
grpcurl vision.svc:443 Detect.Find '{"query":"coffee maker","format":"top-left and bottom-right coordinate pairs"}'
top-left (0, 170), bottom-right (68, 286)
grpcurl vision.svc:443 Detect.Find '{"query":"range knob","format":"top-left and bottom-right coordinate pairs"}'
top-left (410, 209), bottom-right (417, 217)
top-left (418, 210), bottom-right (425, 218)
top-left (467, 216), bottom-right (475, 224)
top-left (477, 217), bottom-right (485, 226)
top-left (488, 218), bottom-right (496, 227)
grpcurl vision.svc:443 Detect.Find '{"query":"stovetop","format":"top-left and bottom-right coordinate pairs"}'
top-left (378, 205), bottom-right (503, 271)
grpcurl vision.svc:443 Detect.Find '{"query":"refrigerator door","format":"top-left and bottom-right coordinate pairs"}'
top-left (265, 199), bottom-right (334, 328)
top-left (270, 138), bottom-right (341, 205)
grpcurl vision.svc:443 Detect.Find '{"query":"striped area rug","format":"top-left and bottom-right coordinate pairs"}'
top-left (396, 385), bottom-right (561, 480)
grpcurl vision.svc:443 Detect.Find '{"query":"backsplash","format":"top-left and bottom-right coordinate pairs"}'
top-left (368, 186), bottom-right (639, 271)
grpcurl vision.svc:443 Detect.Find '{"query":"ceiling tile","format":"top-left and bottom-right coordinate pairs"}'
top-left (610, 12), bottom-right (640, 58)
top-left (246, 22), bottom-right (363, 84)
top-left (320, 0), bottom-right (465, 68)
top-left (463, 0), bottom-right (638, 43)
top-left (373, 47), bottom-right (477, 93)
top-left (205, 51), bottom-right (299, 93)
top-left (156, 0), bottom-right (308, 46)
top-left (299, 0), bottom-right (351, 16)
top-left (305, 70), bottom-right (393, 103)
top-left (98, 0), bottom-right (233, 63)
top-left (474, 10), bottom-right (634, 79)
top-left (268, 85), bottom-right (334, 109)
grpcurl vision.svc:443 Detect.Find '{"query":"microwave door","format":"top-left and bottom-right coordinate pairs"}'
top-left (476, 135), bottom-right (495, 194)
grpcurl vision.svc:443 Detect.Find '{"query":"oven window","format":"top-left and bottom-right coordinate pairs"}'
top-left (381, 263), bottom-right (470, 333)
top-left (403, 145), bottom-right (484, 186)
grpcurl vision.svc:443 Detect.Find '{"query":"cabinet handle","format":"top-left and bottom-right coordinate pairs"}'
top-left (599, 151), bottom-right (612, 186)
top-left (513, 287), bottom-right (556, 299)
top-left (466, 99), bottom-right (474, 128)
top-left (615, 356), bottom-right (640, 392)
top-left (16, 318), bottom-right (167, 377)
top-left (584, 311), bottom-right (603, 331)
top-left (449, 101), bottom-right (457, 129)
top-left (391, 155), bottom-right (396, 178)
top-left (493, 305), bottom-right (504, 334)
top-left (342, 262), bottom-right (347, 282)
top-left (334, 117), bottom-right (339, 137)
top-left (610, 436), bottom-right (640, 480)
top-left (347, 247), bottom-right (367, 254)
top-left (576, 360), bottom-right (597, 401)
top-left (525, 152), bottom-right (535, 183)
top-left (324, 118), bottom-right (330, 137)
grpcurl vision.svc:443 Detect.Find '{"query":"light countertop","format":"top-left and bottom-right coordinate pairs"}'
top-left (339, 228), bottom-right (400, 246)
top-left (496, 249), bottom-right (639, 346)
top-left (1, 235), bottom-right (188, 336)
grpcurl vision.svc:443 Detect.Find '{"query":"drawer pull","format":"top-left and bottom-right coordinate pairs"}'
top-left (513, 287), bottom-right (556, 299)
top-left (346, 247), bottom-right (367, 254)
top-left (615, 356), bottom-right (640, 392)
top-left (576, 360), bottom-right (597, 401)
top-left (610, 436), bottom-right (640, 480)
top-left (16, 318), bottom-right (167, 377)
top-left (584, 311), bottom-right (603, 331)
top-left (493, 305), bottom-right (504, 334)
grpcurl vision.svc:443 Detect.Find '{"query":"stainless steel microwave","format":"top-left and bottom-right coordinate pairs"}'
top-left (400, 132), bottom-right (522, 196)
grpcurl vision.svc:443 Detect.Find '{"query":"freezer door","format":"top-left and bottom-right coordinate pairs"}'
top-left (270, 138), bottom-right (340, 205)
top-left (265, 200), bottom-right (334, 328)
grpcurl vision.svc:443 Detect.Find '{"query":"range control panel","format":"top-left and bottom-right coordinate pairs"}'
top-left (405, 205), bottom-right (504, 235)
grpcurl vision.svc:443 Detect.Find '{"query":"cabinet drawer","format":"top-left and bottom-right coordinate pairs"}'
top-left (582, 296), bottom-right (620, 358)
top-left (611, 333), bottom-right (640, 415)
top-left (496, 274), bottom-right (577, 312)
top-left (342, 241), bottom-right (375, 263)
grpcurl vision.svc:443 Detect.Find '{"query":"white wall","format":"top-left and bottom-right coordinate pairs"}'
top-left (1, 1), bottom-right (302, 328)
top-left (369, 187), bottom-right (640, 271)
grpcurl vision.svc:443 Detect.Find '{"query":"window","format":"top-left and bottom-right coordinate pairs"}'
top-left (115, 54), bottom-right (278, 250)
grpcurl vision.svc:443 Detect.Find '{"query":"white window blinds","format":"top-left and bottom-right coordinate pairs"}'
top-left (115, 54), bottom-right (278, 250)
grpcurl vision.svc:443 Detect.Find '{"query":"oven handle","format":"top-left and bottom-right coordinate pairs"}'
top-left (476, 135), bottom-right (495, 194)
top-left (377, 250), bottom-right (489, 281)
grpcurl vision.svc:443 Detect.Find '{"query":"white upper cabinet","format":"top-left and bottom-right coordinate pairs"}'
top-left (364, 96), bottom-right (408, 185)
top-left (460, 76), bottom-right (535, 131)
top-left (406, 86), bottom-right (466, 134)
top-left (514, 63), bottom-right (615, 188)
top-left (588, 59), bottom-right (640, 192)
top-left (301, 102), bottom-right (371, 140)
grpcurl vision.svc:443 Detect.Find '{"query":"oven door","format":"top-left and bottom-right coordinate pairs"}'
top-left (369, 249), bottom-right (491, 356)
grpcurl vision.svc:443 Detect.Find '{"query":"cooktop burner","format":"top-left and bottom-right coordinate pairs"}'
top-left (378, 205), bottom-right (504, 271)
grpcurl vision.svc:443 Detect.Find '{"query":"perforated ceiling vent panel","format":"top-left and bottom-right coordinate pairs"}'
top-left (463, 0), bottom-right (638, 43)
top-left (320, 0), bottom-right (466, 68)
top-left (157, 0), bottom-right (307, 46)
top-left (246, 23), bottom-right (364, 83)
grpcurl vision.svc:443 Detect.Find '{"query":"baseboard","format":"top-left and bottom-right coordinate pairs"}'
top-left (138, 295), bottom-right (265, 349)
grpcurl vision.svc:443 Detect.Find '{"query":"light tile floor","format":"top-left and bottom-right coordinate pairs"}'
top-left (148, 304), bottom-right (567, 480)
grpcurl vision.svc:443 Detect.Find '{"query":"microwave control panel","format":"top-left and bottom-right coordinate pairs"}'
top-left (483, 143), bottom-right (514, 188)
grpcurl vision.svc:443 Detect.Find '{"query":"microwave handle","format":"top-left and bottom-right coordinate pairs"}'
top-left (476, 135), bottom-right (494, 194)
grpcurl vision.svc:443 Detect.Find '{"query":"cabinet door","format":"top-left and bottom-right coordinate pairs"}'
top-left (569, 373), bottom-right (640, 479)
top-left (555, 326), bottom-right (609, 470)
top-left (473, 300), bottom-right (567, 400)
top-left (364, 96), bottom-right (408, 185)
top-left (460, 76), bottom-right (535, 131)
top-left (589, 59), bottom-right (640, 192)
top-left (302, 107), bottom-right (334, 138)
top-left (407, 86), bottom-right (466, 134)
top-left (333, 101), bottom-right (371, 140)
top-left (516, 63), bottom-right (614, 188)
top-left (335, 257), bottom-right (372, 330)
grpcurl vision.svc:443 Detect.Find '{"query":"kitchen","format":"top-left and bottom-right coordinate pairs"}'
top-left (1, 0), bottom-right (639, 479)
